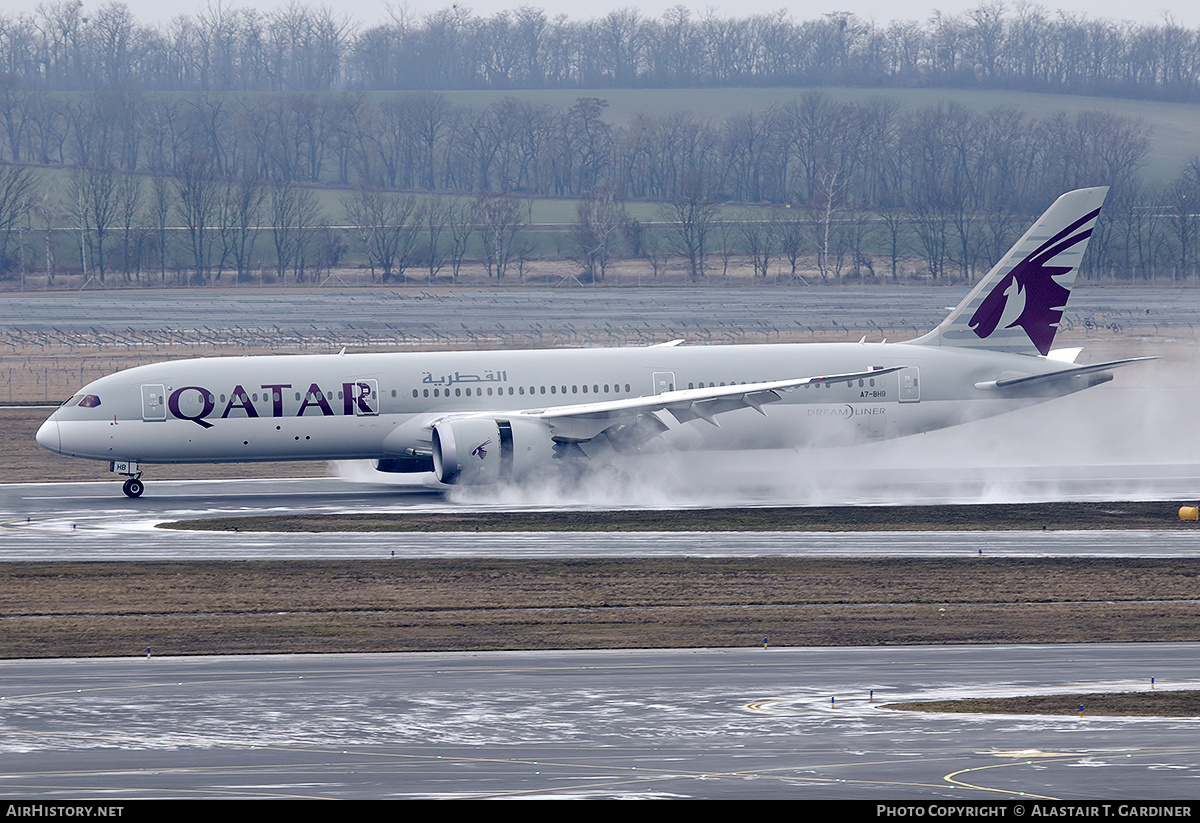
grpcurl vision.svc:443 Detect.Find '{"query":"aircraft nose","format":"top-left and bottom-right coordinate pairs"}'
top-left (35, 419), bottom-right (60, 453)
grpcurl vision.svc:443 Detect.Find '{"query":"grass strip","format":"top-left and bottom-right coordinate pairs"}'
top-left (162, 501), bottom-right (1198, 533)
top-left (887, 691), bottom-right (1200, 717)
top-left (2, 557), bottom-right (1199, 660)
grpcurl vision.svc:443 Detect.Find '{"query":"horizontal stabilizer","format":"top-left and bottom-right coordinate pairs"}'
top-left (974, 357), bottom-right (1157, 390)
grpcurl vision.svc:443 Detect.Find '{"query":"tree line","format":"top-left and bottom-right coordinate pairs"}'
top-left (3, 87), bottom-right (1200, 285)
top-left (2, 2), bottom-right (1199, 100)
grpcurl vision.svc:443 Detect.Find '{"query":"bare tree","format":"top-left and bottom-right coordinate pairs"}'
top-left (807, 167), bottom-right (848, 281)
top-left (713, 219), bottom-right (738, 280)
top-left (640, 222), bottom-right (670, 282)
top-left (1119, 181), bottom-right (1170, 282)
top-left (269, 178), bottom-right (319, 283)
top-left (116, 172), bottom-right (143, 282)
top-left (444, 199), bottom-right (474, 283)
top-left (31, 185), bottom-right (59, 287)
top-left (1166, 160), bottom-right (1200, 282)
top-left (225, 174), bottom-right (267, 283)
top-left (659, 171), bottom-right (719, 280)
top-left (69, 167), bottom-right (119, 283)
top-left (473, 192), bottom-right (524, 281)
top-left (0, 163), bottom-right (35, 280)
top-left (418, 197), bottom-right (453, 281)
top-left (0, 76), bottom-right (32, 163)
top-left (175, 152), bottom-right (220, 284)
top-left (773, 209), bottom-right (807, 282)
top-left (150, 172), bottom-right (173, 284)
top-left (343, 187), bottom-right (421, 282)
top-left (313, 221), bottom-right (348, 281)
top-left (875, 184), bottom-right (909, 282)
top-left (571, 182), bottom-right (627, 282)
top-left (740, 212), bottom-right (776, 279)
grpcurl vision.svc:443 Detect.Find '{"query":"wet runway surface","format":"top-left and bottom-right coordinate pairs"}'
top-left (3, 475), bottom-right (1200, 561)
top-left (2, 644), bottom-right (1198, 799)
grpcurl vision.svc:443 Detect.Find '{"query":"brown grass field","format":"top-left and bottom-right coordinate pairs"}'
top-left (2, 557), bottom-right (1199, 661)
top-left (886, 691), bottom-right (1200, 717)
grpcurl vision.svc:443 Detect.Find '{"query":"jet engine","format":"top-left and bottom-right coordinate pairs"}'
top-left (431, 417), bottom-right (558, 485)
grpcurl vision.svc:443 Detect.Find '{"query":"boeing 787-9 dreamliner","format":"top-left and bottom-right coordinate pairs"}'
top-left (37, 187), bottom-right (1150, 497)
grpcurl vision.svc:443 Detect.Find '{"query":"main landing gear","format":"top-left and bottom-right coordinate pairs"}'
top-left (122, 477), bottom-right (145, 498)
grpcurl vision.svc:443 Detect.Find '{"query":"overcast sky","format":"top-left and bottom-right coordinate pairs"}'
top-left (46, 0), bottom-right (1200, 30)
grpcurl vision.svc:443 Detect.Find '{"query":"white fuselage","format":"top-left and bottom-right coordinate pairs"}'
top-left (36, 340), bottom-right (1104, 470)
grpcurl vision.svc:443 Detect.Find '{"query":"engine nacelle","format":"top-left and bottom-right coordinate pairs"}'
top-left (431, 417), bottom-right (557, 485)
top-left (374, 455), bottom-right (434, 474)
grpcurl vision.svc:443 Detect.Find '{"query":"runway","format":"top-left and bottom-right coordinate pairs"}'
top-left (1, 644), bottom-right (1198, 799)
top-left (3, 477), bottom-right (1200, 560)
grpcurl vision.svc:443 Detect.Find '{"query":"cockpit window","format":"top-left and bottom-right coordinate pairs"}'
top-left (60, 395), bottom-right (81, 407)
top-left (78, 395), bottom-right (102, 408)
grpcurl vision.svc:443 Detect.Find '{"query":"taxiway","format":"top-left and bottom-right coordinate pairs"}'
top-left (1, 644), bottom-right (1198, 799)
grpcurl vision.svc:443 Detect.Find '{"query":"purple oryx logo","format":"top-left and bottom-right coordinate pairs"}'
top-left (969, 208), bottom-right (1100, 355)
top-left (470, 439), bottom-right (492, 460)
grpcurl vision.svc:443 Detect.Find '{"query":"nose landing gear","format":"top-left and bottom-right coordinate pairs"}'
top-left (111, 460), bottom-right (145, 498)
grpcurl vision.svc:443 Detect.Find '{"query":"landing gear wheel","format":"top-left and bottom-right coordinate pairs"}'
top-left (122, 478), bottom-right (144, 498)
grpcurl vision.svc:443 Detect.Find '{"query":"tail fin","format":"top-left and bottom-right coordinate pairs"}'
top-left (913, 187), bottom-right (1108, 356)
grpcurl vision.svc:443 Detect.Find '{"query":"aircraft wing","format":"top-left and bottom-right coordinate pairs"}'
top-left (522, 365), bottom-right (907, 443)
top-left (973, 357), bottom-right (1157, 390)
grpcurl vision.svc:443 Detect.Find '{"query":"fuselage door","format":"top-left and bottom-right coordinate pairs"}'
top-left (141, 384), bottom-right (167, 421)
top-left (652, 371), bottom-right (676, 395)
top-left (351, 379), bottom-right (380, 416)
top-left (898, 367), bottom-right (921, 403)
